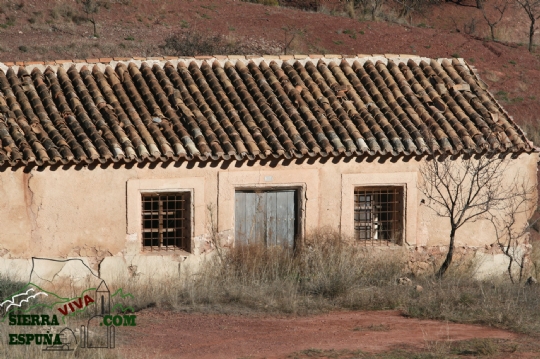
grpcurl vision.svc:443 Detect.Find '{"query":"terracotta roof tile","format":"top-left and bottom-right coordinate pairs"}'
top-left (0, 56), bottom-right (533, 167)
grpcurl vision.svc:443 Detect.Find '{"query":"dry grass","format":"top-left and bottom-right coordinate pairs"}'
top-left (288, 338), bottom-right (520, 358)
top-left (111, 231), bottom-right (540, 335)
top-left (520, 122), bottom-right (540, 146)
top-left (160, 30), bottom-right (281, 57)
top-left (0, 341), bottom-right (120, 359)
top-left (241, 0), bottom-right (280, 6)
top-left (1, 233), bottom-right (540, 357)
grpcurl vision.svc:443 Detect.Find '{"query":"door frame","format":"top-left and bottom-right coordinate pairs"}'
top-left (233, 185), bottom-right (305, 248)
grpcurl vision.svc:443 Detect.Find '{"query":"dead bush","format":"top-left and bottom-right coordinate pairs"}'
top-left (160, 31), bottom-right (265, 57)
top-left (241, 0), bottom-right (280, 5)
top-left (521, 122), bottom-right (540, 146)
top-left (105, 230), bottom-right (540, 334)
top-left (0, 276), bottom-right (26, 304)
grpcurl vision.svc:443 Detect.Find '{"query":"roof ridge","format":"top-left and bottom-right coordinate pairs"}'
top-left (0, 54), bottom-right (466, 73)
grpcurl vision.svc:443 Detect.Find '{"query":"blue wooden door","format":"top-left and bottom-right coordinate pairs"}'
top-left (235, 190), bottom-right (296, 248)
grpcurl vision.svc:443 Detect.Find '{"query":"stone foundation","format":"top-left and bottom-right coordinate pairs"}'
top-left (0, 242), bottom-right (531, 288)
top-left (406, 243), bottom-right (532, 279)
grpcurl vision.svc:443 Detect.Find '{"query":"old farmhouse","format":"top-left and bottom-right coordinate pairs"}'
top-left (0, 54), bottom-right (536, 282)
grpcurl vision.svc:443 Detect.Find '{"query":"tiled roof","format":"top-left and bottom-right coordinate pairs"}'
top-left (0, 55), bottom-right (534, 167)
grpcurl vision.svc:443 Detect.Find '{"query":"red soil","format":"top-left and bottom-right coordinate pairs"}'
top-left (0, 0), bottom-right (539, 125)
top-left (118, 309), bottom-right (518, 358)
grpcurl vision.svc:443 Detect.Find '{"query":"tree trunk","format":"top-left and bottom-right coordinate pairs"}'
top-left (92, 16), bottom-right (97, 37)
top-left (529, 18), bottom-right (535, 52)
top-left (437, 227), bottom-right (456, 278)
top-left (490, 25), bottom-right (495, 41)
top-left (507, 256), bottom-right (515, 283)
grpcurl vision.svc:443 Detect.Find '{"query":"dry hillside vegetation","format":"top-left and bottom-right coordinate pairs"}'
top-left (112, 233), bottom-right (540, 335)
top-left (2, 234), bottom-right (540, 357)
top-left (90, 235), bottom-right (540, 357)
top-left (0, 0), bottom-right (539, 135)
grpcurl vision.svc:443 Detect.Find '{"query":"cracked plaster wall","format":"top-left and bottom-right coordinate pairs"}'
top-left (0, 152), bottom-right (536, 281)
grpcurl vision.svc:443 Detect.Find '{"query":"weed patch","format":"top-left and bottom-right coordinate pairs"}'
top-left (241, 0), bottom-right (280, 6)
top-left (113, 232), bottom-right (540, 335)
top-left (160, 31), bottom-right (280, 56)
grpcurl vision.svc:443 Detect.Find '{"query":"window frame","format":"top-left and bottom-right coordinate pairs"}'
top-left (341, 172), bottom-right (417, 246)
top-left (141, 191), bottom-right (192, 252)
top-left (126, 177), bottom-right (204, 255)
top-left (353, 186), bottom-right (404, 245)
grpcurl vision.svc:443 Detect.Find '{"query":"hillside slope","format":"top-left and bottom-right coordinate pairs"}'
top-left (0, 0), bottom-right (538, 135)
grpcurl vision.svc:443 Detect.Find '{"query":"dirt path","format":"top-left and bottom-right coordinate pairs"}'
top-left (118, 309), bottom-right (517, 359)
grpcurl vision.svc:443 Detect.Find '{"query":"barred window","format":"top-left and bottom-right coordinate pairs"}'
top-left (142, 192), bottom-right (191, 252)
top-left (354, 187), bottom-right (404, 245)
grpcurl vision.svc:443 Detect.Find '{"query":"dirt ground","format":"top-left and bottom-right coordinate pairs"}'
top-left (117, 309), bottom-right (528, 358)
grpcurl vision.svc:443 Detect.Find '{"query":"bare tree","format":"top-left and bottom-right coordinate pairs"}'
top-left (446, 0), bottom-right (483, 8)
top-left (77, 0), bottom-right (101, 38)
top-left (516, 0), bottom-right (540, 52)
top-left (281, 26), bottom-right (305, 55)
top-left (481, 0), bottom-right (509, 41)
top-left (353, 0), bottom-right (386, 20)
top-left (488, 181), bottom-right (537, 283)
top-left (207, 203), bottom-right (225, 263)
top-left (419, 155), bottom-right (529, 278)
top-left (393, 0), bottom-right (422, 24)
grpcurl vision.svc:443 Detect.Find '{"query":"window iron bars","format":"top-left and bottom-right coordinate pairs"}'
top-left (141, 192), bottom-right (191, 252)
top-left (354, 187), bottom-right (403, 245)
